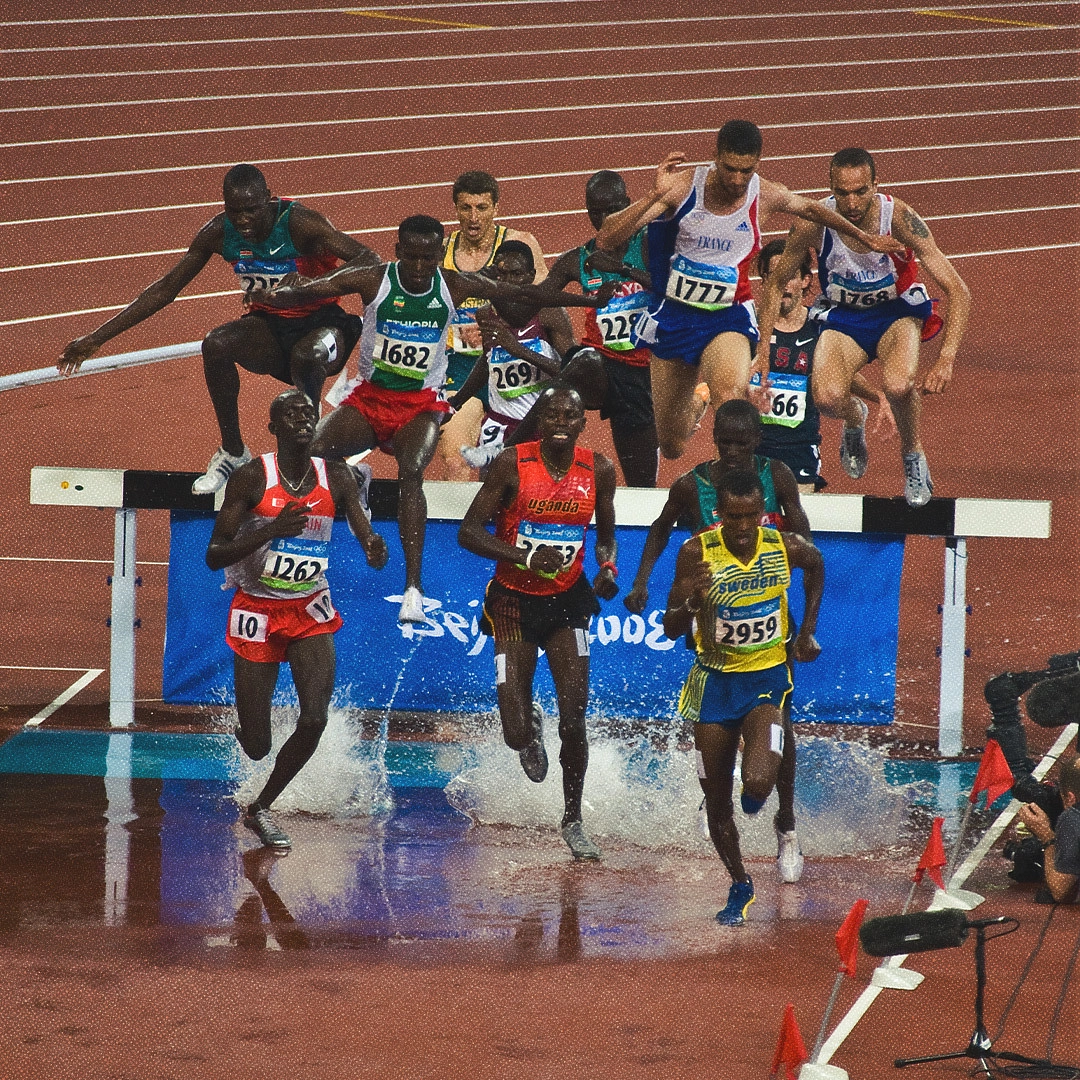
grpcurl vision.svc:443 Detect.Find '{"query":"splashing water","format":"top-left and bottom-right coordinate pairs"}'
top-left (445, 725), bottom-right (923, 857)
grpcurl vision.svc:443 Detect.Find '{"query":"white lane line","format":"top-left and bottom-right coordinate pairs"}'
top-left (2, 43), bottom-right (1067, 85)
top-left (5, 202), bottom-right (1076, 277)
top-left (4, 242), bottom-right (1077, 329)
top-left (1, 663), bottom-right (106, 670)
top-left (0, 0), bottom-right (1073, 29)
top-left (3, 65), bottom-right (1072, 115)
top-left (3, 134), bottom-right (1076, 227)
top-left (3, 95), bottom-right (1076, 190)
top-left (0, 555), bottom-right (170, 563)
top-left (23, 668), bottom-right (105, 727)
top-left (816, 722), bottom-right (1080, 1066)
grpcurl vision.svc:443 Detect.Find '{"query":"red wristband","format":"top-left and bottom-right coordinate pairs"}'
top-left (599, 561), bottom-right (618, 577)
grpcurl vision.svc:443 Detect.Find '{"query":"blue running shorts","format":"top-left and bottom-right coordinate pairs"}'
top-left (633, 297), bottom-right (759, 366)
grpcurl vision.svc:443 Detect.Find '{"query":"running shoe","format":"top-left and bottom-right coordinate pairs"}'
top-left (460, 442), bottom-right (502, 469)
top-left (244, 807), bottom-right (291, 850)
top-left (692, 381), bottom-right (711, 429)
top-left (903, 451), bottom-right (934, 508)
top-left (192, 445), bottom-right (252, 494)
top-left (716, 877), bottom-right (755, 926)
top-left (398, 586), bottom-right (428, 625)
top-left (561, 820), bottom-right (602, 861)
top-left (349, 460), bottom-right (373, 522)
top-left (839, 398), bottom-right (869, 479)
top-left (519, 702), bottom-right (548, 782)
top-left (776, 827), bottom-right (805, 884)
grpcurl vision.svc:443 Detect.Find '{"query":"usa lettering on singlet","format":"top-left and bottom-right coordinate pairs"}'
top-left (354, 263), bottom-right (455, 392)
top-left (664, 168), bottom-right (760, 311)
top-left (494, 443), bottom-right (597, 597)
top-left (221, 200), bottom-right (338, 317)
top-left (486, 314), bottom-right (559, 421)
top-left (816, 194), bottom-right (926, 309)
top-left (224, 454), bottom-right (336, 601)
top-left (443, 224), bottom-right (508, 356)
top-left (579, 233), bottom-right (651, 364)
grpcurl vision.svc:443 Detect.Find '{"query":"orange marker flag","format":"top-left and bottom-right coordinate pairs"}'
top-left (835, 898), bottom-right (870, 978)
top-left (969, 739), bottom-right (1014, 808)
top-left (771, 1003), bottom-right (809, 1079)
top-left (913, 816), bottom-right (947, 890)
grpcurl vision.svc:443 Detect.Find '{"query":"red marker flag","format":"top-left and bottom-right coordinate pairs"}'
top-left (913, 816), bottom-right (947, 890)
top-left (835, 898), bottom-right (870, 978)
top-left (969, 739), bottom-right (1014, 808)
top-left (770, 1003), bottom-right (809, 1079)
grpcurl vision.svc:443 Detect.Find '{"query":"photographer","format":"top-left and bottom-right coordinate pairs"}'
top-left (1017, 754), bottom-right (1080, 903)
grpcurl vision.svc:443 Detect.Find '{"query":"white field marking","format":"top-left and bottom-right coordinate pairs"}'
top-left (0, 0), bottom-right (1074, 30)
top-left (0, 555), bottom-right (170, 563)
top-left (4, 63), bottom-right (1073, 115)
top-left (816, 721), bottom-right (1080, 1066)
top-left (5, 242), bottom-right (1077, 329)
top-left (23, 668), bottom-right (105, 727)
top-left (2, 42), bottom-right (1069, 86)
top-left (2, 133), bottom-right (1076, 227)
top-left (3, 94), bottom-right (1076, 190)
top-left (4, 201), bottom-right (1077, 277)
top-left (1, 663), bottom-right (107, 670)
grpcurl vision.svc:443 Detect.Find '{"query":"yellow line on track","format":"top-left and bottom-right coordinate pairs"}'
top-left (345, 10), bottom-right (490, 28)
top-left (914, 9), bottom-right (1057, 27)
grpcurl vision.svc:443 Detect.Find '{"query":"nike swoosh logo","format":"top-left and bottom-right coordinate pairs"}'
top-left (269, 245), bottom-right (284, 254)
top-left (795, 337), bottom-right (814, 346)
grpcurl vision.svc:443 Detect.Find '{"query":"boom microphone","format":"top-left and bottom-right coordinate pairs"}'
top-left (859, 910), bottom-right (969, 956)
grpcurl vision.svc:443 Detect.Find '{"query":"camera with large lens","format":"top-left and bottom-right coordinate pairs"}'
top-left (1002, 776), bottom-right (1065, 882)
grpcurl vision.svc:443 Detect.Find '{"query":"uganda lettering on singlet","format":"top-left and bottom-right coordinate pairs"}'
top-left (486, 314), bottom-right (559, 421)
top-left (355, 263), bottom-right (454, 393)
top-left (579, 233), bottom-right (651, 365)
top-left (494, 443), bottom-right (597, 597)
top-left (750, 321), bottom-right (822, 446)
top-left (693, 457), bottom-right (783, 531)
top-left (691, 526), bottom-right (791, 674)
top-left (222, 200), bottom-right (338, 317)
top-left (443, 224), bottom-right (508, 356)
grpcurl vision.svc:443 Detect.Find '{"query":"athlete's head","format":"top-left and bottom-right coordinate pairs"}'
top-left (223, 164), bottom-right (273, 241)
top-left (713, 398), bottom-right (761, 471)
top-left (493, 239), bottom-right (535, 281)
top-left (717, 468), bottom-right (766, 545)
top-left (396, 215), bottom-right (445, 292)
top-left (536, 385), bottom-right (586, 449)
top-left (1059, 754), bottom-right (1080, 807)
top-left (713, 120), bottom-right (763, 200)
top-left (268, 389), bottom-right (317, 446)
top-left (829, 148), bottom-right (878, 226)
top-left (758, 238), bottom-right (813, 318)
top-left (585, 170), bottom-right (630, 231)
top-left (452, 170), bottom-right (500, 243)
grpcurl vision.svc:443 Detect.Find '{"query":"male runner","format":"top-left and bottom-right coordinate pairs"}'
top-left (625, 398), bottom-right (810, 880)
top-left (206, 389), bottom-right (389, 850)
top-left (596, 121), bottom-right (904, 462)
top-left (663, 469), bottom-right (823, 922)
top-left (754, 147), bottom-right (970, 507)
top-left (256, 216), bottom-right (607, 624)
top-left (754, 238), bottom-right (894, 494)
top-left (437, 171), bottom-right (548, 481)
top-left (59, 164), bottom-right (380, 493)
top-left (458, 387), bottom-right (619, 861)
top-left (544, 171), bottom-right (659, 487)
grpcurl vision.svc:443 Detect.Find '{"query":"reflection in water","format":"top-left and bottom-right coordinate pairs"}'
top-left (233, 848), bottom-right (309, 951)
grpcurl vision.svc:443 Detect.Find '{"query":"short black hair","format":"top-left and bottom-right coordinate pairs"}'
top-left (398, 214), bottom-right (445, 243)
top-left (585, 169), bottom-right (627, 197)
top-left (757, 237), bottom-right (813, 280)
top-left (452, 170), bottom-right (499, 204)
top-left (717, 468), bottom-right (765, 505)
top-left (269, 388), bottom-right (308, 420)
top-left (1060, 754), bottom-right (1080, 800)
top-left (493, 239), bottom-right (534, 272)
top-left (830, 147), bottom-right (876, 183)
top-left (223, 163), bottom-right (268, 194)
top-left (714, 398), bottom-right (761, 440)
top-left (538, 384), bottom-right (583, 414)
top-left (716, 120), bottom-right (763, 158)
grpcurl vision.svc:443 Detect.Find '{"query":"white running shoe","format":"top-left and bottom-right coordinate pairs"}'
top-left (776, 827), bottom-right (804, 883)
top-left (398, 586), bottom-right (428, 624)
top-left (192, 445), bottom-right (252, 494)
top-left (349, 461), bottom-right (373, 522)
top-left (460, 442), bottom-right (502, 469)
top-left (839, 398), bottom-right (869, 480)
top-left (244, 807), bottom-right (291, 850)
top-left (903, 451), bottom-right (934, 508)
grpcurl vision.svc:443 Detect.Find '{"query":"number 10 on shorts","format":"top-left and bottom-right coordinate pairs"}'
top-left (231, 608), bottom-right (269, 643)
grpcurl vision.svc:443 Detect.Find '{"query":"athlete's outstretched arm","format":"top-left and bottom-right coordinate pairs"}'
top-left (476, 307), bottom-right (563, 380)
top-left (257, 262), bottom-right (386, 308)
top-left (781, 532), bottom-right (824, 662)
top-left (59, 219), bottom-right (222, 375)
top-left (446, 355), bottom-right (488, 411)
top-left (891, 200), bottom-right (971, 395)
top-left (584, 247), bottom-right (653, 290)
top-left (662, 538), bottom-right (712, 640)
top-left (623, 474), bottom-right (697, 614)
top-left (592, 453), bottom-right (619, 600)
top-left (769, 461), bottom-right (812, 539)
top-left (445, 269), bottom-right (613, 311)
top-left (289, 204), bottom-right (381, 268)
top-left (324, 460), bottom-right (388, 569)
top-left (595, 151), bottom-right (694, 251)
top-left (543, 248), bottom-right (583, 293)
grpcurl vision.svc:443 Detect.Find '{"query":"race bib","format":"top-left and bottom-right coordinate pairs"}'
top-left (825, 273), bottom-right (898, 308)
top-left (515, 520), bottom-right (585, 574)
top-left (230, 608), bottom-right (269, 643)
top-left (304, 589), bottom-right (337, 624)
top-left (260, 536), bottom-right (330, 592)
top-left (234, 258), bottom-right (295, 296)
top-left (449, 304), bottom-right (484, 355)
top-left (596, 289), bottom-right (650, 351)
top-left (372, 322), bottom-right (440, 380)
top-left (714, 597), bottom-right (783, 652)
top-left (479, 415), bottom-right (509, 449)
top-left (665, 255), bottom-right (738, 310)
top-left (752, 371), bottom-right (808, 428)
top-left (489, 339), bottom-right (550, 400)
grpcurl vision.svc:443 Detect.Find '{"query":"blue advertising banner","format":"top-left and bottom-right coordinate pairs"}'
top-left (164, 513), bottom-right (904, 724)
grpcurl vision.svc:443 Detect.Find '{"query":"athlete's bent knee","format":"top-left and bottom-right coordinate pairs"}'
top-left (237, 730), bottom-right (272, 761)
top-left (202, 322), bottom-right (244, 363)
top-left (882, 372), bottom-right (916, 401)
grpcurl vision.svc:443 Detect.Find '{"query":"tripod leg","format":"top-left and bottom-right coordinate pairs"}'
top-left (894, 1051), bottom-right (969, 1067)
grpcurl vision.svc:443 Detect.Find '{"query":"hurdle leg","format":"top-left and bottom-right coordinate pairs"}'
top-left (109, 507), bottom-right (138, 728)
top-left (937, 536), bottom-right (968, 757)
